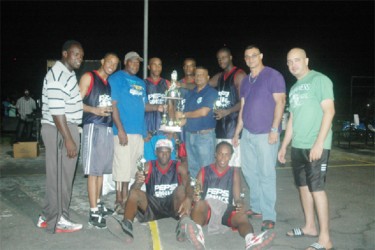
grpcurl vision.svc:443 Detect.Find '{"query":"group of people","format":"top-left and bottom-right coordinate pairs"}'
top-left (36, 40), bottom-right (335, 250)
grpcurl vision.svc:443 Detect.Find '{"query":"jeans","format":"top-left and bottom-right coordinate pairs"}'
top-left (185, 129), bottom-right (216, 179)
top-left (240, 129), bottom-right (278, 222)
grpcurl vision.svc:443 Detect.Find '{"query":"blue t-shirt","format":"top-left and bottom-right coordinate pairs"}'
top-left (109, 70), bottom-right (146, 135)
top-left (184, 84), bottom-right (218, 132)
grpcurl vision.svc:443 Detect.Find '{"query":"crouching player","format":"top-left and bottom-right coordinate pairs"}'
top-left (177, 141), bottom-right (275, 250)
top-left (107, 139), bottom-right (193, 242)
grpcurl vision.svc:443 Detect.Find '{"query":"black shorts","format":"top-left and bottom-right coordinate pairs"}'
top-left (291, 147), bottom-right (330, 192)
top-left (136, 192), bottom-right (179, 223)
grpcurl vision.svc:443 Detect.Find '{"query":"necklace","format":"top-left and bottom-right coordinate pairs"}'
top-left (249, 73), bottom-right (258, 84)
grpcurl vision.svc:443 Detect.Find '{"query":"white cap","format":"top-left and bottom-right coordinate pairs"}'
top-left (124, 51), bottom-right (143, 62)
top-left (155, 139), bottom-right (173, 151)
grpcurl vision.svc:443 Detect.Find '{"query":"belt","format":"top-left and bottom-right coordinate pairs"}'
top-left (189, 129), bottom-right (214, 134)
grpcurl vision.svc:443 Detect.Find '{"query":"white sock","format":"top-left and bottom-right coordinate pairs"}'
top-left (97, 199), bottom-right (101, 203)
top-left (245, 233), bottom-right (254, 242)
top-left (90, 207), bottom-right (99, 212)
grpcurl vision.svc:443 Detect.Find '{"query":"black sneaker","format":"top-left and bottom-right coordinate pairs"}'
top-left (98, 201), bottom-right (114, 217)
top-left (89, 210), bottom-right (106, 229)
top-left (121, 219), bottom-right (134, 239)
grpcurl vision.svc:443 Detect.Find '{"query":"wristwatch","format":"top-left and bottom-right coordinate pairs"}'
top-left (182, 113), bottom-right (186, 119)
top-left (270, 127), bottom-right (278, 133)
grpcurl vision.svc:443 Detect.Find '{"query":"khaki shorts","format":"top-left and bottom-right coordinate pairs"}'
top-left (113, 134), bottom-right (144, 182)
top-left (216, 138), bottom-right (241, 167)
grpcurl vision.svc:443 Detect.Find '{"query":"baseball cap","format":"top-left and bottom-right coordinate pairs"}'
top-left (155, 139), bottom-right (173, 151)
top-left (124, 51), bottom-right (144, 62)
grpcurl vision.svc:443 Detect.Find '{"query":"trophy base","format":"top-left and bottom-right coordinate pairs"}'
top-left (159, 124), bottom-right (182, 133)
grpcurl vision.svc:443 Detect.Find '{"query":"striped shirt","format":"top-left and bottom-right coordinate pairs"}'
top-left (16, 97), bottom-right (36, 120)
top-left (41, 61), bottom-right (83, 125)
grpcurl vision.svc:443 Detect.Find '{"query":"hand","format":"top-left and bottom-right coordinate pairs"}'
top-left (144, 132), bottom-right (152, 142)
top-left (157, 105), bottom-right (164, 113)
top-left (135, 171), bottom-right (146, 184)
top-left (175, 111), bottom-right (184, 119)
top-left (235, 200), bottom-right (245, 213)
top-left (95, 107), bottom-right (111, 116)
top-left (178, 197), bottom-right (192, 217)
top-left (268, 132), bottom-right (279, 144)
top-left (278, 147), bottom-right (287, 164)
top-left (232, 135), bottom-right (240, 147)
top-left (214, 109), bottom-right (228, 120)
top-left (309, 143), bottom-right (323, 162)
top-left (118, 130), bottom-right (128, 146)
top-left (65, 138), bottom-right (77, 158)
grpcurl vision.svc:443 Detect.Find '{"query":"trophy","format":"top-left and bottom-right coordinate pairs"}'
top-left (159, 70), bottom-right (183, 132)
top-left (190, 177), bottom-right (202, 201)
top-left (136, 155), bottom-right (147, 177)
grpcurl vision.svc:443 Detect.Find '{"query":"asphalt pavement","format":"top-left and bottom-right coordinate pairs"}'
top-left (0, 134), bottom-right (374, 250)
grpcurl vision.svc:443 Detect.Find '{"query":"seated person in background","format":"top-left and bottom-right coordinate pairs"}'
top-left (177, 141), bottom-right (275, 250)
top-left (107, 139), bottom-right (193, 243)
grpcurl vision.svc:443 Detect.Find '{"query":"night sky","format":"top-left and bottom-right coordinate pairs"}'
top-left (1, 1), bottom-right (374, 117)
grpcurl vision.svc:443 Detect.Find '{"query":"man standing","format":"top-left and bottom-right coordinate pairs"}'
top-left (37, 40), bottom-right (84, 233)
top-left (16, 89), bottom-right (36, 141)
top-left (178, 142), bottom-right (275, 250)
top-left (109, 51), bottom-right (146, 214)
top-left (178, 58), bottom-right (196, 90)
top-left (278, 48), bottom-right (335, 250)
top-left (143, 57), bottom-right (175, 161)
top-left (176, 67), bottom-right (218, 179)
top-left (233, 45), bottom-right (286, 231)
top-left (107, 139), bottom-right (193, 243)
top-left (79, 53), bottom-right (120, 228)
top-left (209, 47), bottom-right (246, 168)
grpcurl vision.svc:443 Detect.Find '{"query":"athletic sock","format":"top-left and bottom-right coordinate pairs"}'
top-left (245, 233), bottom-right (254, 242)
top-left (90, 207), bottom-right (99, 212)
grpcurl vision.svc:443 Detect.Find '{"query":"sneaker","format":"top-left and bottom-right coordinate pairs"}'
top-left (37, 215), bottom-right (47, 228)
top-left (175, 217), bottom-right (187, 242)
top-left (55, 216), bottom-right (83, 233)
top-left (179, 217), bottom-right (205, 250)
top-left (245, 230), bottom-right (276, 250)
top-left (120, 219), bottom-right (134, 240)
top-left (89, 210), bottom-right (107, 229)
top-left (98, 201), bottom-right (114, 217)
top-left (246, 209), bottom-right (262, 219)
top-left (261, 220), bottom-right (275, 232)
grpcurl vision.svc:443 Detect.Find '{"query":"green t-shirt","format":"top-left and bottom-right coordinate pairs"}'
top-left (289, 70), bottom-right (334, 149)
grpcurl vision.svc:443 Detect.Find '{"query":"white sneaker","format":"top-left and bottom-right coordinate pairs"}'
top-left (182, 217), bottom-right (205, 250)
top-left (245, 230), bottom-right (275, 250)
top-left (55, 216), bottom-right (83, 233)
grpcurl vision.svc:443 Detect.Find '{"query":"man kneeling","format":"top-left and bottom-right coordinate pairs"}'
top-left (107, 139), bottom-right (193, 242)
top-left (178, 141), bottom-right (276, 250)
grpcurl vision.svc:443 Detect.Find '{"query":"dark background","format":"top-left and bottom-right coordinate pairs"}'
top-left (1, 0), bottom-right (374, 119)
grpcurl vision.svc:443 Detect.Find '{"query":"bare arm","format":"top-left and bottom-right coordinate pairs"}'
top-left (232, 98), bottom-right (244, 147)
top-left (177, 161), bottom-right (194, 216)
top-left (208, 72), bottom-right (221, 87)
top-left (278, 112), bottom-right (293, 164)
top-left (232, 168), bottom-right (241, 203)
top-left (268, 93), bottom-right (286, 144)
top-left (176, 107), bottom-right (211, 119)
top-left (309, 99), bottom-right (335, 162)
top-left (79, 73), bottom-right (111, 116)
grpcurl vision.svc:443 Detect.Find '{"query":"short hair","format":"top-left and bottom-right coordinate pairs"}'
top-left (217, 47), bottom-right (232, 56)
top-left (245, 44), bottom-right (261, 53)
top-left (62, 40), bottom-right (82, 52)
top-left (216, 141), bottom-right (234, 155)
top-left (195, 66), bottom-right (209, 74)
top-left (103, 52), bottom-right (119, 60)
top-left (183, 58), bottom-right (196, 66)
